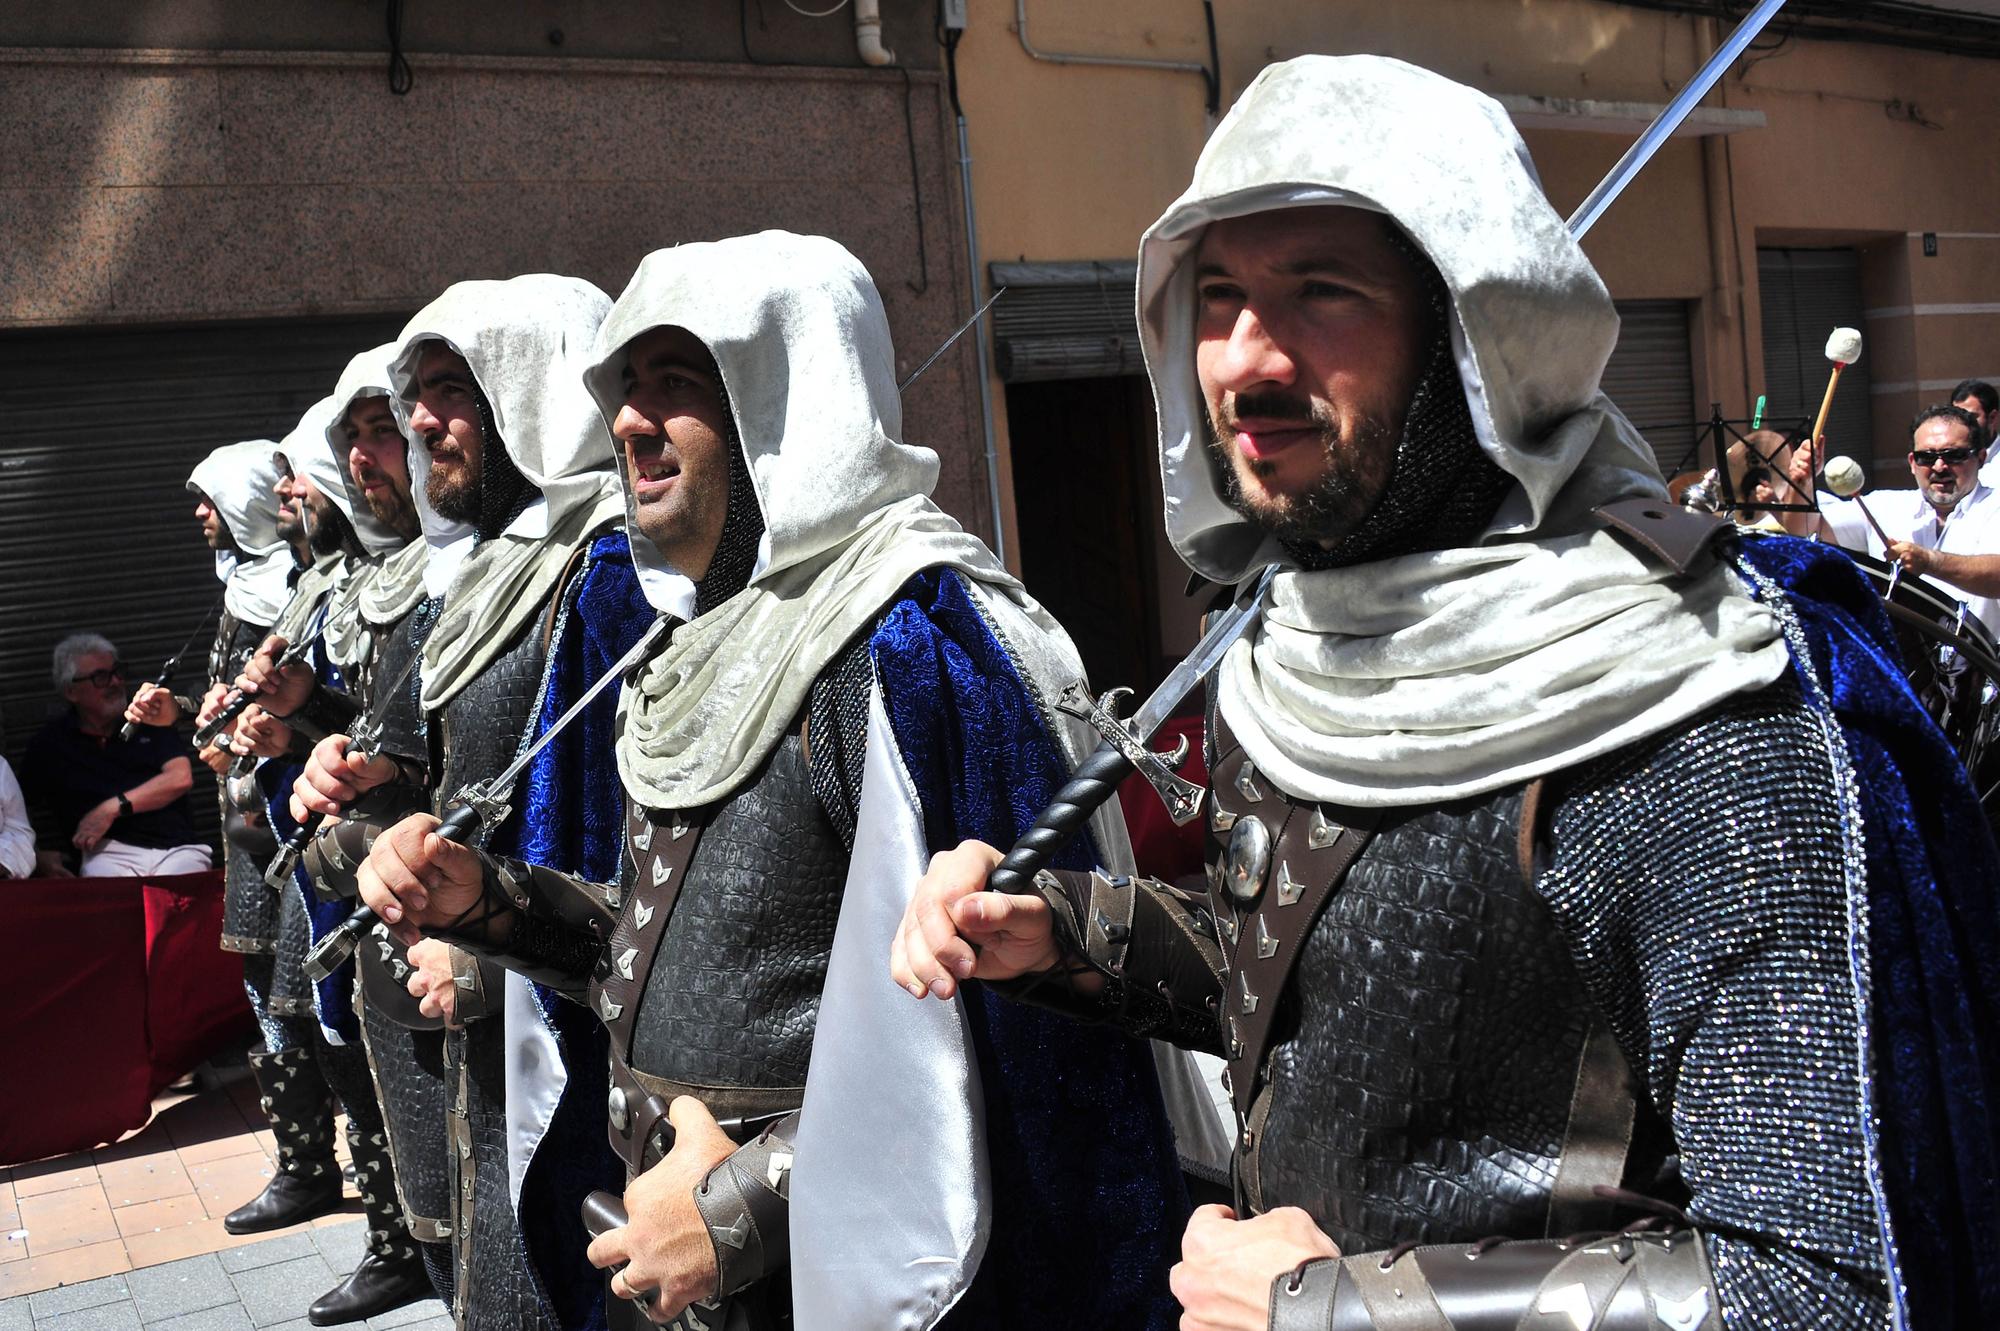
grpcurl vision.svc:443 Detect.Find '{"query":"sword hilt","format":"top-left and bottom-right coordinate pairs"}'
top-left (192, 688), bottom-right (256, 749)
top-left (121, 667), bottom-right (171, 743)
top-left (986, 743), bottom-right (1132, 897)
top-left (304, 906), bottom-right (369, 983)
top-left (304, 797), bottom-right (486, 981)
top-left (265, 728), bottom-right (384, 889)
top-left (263, 822), bottom-right (316, 890)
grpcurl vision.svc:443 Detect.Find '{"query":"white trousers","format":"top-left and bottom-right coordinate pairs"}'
top-left (80, 839), bottom-right (214, 877)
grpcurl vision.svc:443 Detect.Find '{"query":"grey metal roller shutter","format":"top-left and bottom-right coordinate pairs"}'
top-left (1757, 248), bottom-right (1875, 460)
top-left (0, 314), bottom-right (406, 842)
top-left (1601, 299), bottom-right (1700, 477)
top-left (989, 261), bottom-right (1142, 382)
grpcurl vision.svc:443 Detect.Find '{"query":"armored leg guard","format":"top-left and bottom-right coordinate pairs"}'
top-left (307, 1117), bottom-right (436, 1325)
top-left (224, 1045), bottom-right (344, 1235)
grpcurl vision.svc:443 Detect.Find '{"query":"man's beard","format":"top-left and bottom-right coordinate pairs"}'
top-left (308, 504), bottom-right (352, 556)
top-left (1204, 392), bottom-right (1392, 547)
top-left (426, 447), bottom-right (481, 524)
top-left (361, 474), bottom-right (420, 537)
top-left (276, 507), bottom-right (305, 543)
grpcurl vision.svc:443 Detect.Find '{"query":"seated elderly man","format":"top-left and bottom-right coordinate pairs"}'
top-left (24, 633), bottom-right (207, 877)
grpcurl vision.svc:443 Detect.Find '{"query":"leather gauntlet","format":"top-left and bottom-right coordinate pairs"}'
top-left (988, 868), bottom-right (1225, 1053)
top-left (436, 854), bottom-right (618, 995)
top-left (1268, 1229), bottom-right (1721, 1331)
top-left (695, 1114), bottom-right (798, 1300)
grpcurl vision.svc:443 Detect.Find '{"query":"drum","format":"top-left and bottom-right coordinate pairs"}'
top-left (1850, 551), bottom-right (2000, 816)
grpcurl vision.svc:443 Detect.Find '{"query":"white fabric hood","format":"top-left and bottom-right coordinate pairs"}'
top-left (391, 274), bottom-right (622, 552)
top-left (320, 342), bottom-right (420, 558)
top-left (581, 230), bottom-right (940, 615)
top-left (391, 275), bottom-right (625, 711)
top-left (187, 439), bottom-right (292, 626)
top-left (1139, 55), bottom-right (1786, 807)
top-left (1141, 54), bottom-right (1665, 585)
top-left (280, 396), bottom-right (356, 540)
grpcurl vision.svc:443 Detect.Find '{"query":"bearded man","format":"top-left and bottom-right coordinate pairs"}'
top-left (218, 375), bottom-right (439, 1324)
top-left (894, 57), bottom-right (2000, 1331)
top-left (349, 232), bottom-right (1188, 1331)
top-left (124, 438), bottom-right (358, 1238)
top-left (282, 278), bottom-right (651, 1331)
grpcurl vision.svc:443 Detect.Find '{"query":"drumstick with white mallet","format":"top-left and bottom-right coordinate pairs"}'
top-left (1822, 454), bottom-right (1895, 548)
top-left (1812, 327), bottom-right (1864, 451)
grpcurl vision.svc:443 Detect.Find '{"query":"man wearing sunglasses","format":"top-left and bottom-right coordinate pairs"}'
top-left (1816, 404), bottom-right (2000, 635)
top-left (22, 633), bottom-right (206, 877)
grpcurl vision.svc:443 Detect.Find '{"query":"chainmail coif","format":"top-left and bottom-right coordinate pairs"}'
top-left (471, 385), bottom-right (540, 542)
top-left (692, 416), bottom-right (766, 617)
top-left (1282, 229), bottom-right (1515, 571)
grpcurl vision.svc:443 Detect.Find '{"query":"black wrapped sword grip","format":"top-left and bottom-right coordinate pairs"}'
top-left (304, 802), bottom-right (485, 981)
top-left (985, 743), bottom-right (1132, 897)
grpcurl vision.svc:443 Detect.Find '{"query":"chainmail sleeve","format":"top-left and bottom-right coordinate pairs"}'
top-left (806, 634), bottom-right (878, 854)
top-left (1535, 679), bottom-right (1891, 1330)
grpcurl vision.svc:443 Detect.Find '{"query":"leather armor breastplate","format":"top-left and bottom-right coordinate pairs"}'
top-left (364, 599), bottom-right (433, 767)
top-left (1206, 716), bottom-right (1622, 1252)
top-left (429, 612), bottom-right (546, 844)
top-left (623, 733), bottom-right (846, 1109)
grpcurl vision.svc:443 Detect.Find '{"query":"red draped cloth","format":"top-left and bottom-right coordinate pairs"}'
top-left (0, 870), bottom-right (250, 1165)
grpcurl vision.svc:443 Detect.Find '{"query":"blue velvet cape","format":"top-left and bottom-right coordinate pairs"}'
top-left (488, 531), bottom-right (653, 1331)
top-left (260, 615), bottom-right (361, 1042)
top-left (873, 568), bottom-right (1187, 1331)
top-left (1737, 534), bottom-right (2000, 1329)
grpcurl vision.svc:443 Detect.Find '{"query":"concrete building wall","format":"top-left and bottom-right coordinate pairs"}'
top-left (0, 2), bottom-right (995, 537)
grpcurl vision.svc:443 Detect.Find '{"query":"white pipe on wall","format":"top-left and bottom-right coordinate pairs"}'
top-left (855, 0), bottom-right (894, 66)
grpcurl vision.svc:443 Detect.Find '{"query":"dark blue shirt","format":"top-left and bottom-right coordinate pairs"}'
top-left (23, 712), bottom-right (199, 851)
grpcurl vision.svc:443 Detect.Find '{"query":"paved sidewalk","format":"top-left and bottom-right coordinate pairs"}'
top-left (0, 1220), bottom-right (449, 1330)
top-left (2, 1046), bottom-right (447, 1329)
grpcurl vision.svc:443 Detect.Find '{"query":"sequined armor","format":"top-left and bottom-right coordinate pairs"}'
top-left (1021, 680), bottom-right (1889, 1330)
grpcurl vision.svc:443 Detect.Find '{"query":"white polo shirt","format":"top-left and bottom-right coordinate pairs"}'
top-left (1818, 481), bottom-right (2000, 637)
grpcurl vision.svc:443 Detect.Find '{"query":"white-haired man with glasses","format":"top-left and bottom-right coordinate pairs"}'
top-left (23, 633), bottom-right (207, 877)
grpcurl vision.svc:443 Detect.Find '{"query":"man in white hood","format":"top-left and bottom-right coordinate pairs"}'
top-left (349, 232), bottom-right (1190, 1331)
top-left (126, 440), bottom-right (360, 1242)
top-left (287, 277), bottom-right (653, 1331)
top-left (223, 371), bottom-right (441, 1326)
top-left (894, 57), bottom-right (2000, 1331)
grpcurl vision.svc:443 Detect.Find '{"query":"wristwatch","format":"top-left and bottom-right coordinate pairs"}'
top-left (116, 793), bottom-right (134, 817)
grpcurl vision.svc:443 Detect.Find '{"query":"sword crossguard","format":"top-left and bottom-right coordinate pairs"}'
top-left (1055, 681), bottom-right (1206, 826)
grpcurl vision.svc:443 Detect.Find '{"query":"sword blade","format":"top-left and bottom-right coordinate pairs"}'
top-left (1566, 0), bottom-right (1786, 238)
top-left (455, 615), bottom-right (672, 822)
top-left (898, 286), bottom-right (1008, 392)
top-left (1129, 564), bottom-right (1279, 741)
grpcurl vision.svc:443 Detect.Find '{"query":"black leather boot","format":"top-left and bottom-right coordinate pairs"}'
top-left (225, 1046), bottom-right (344, 1234)
top-left (307, 1118), bottom-right (436, 1325)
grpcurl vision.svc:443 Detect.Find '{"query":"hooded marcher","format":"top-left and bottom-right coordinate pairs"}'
top-left (125, 438), bottom-right (355, 1238)
top-left (288, 276), bottom-right (651, 1331)
top-left (349, 231), bottom-right (1190, 1331)
top-left (894, 57), bottom-right (2000, 1331)
top-left (236, 342), bottom-right (457, 1316)
top-left (224, 384), bottom-right (439, 1326)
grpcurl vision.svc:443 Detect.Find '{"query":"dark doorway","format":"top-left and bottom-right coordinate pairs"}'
top-left (1005, 375), bottom-right (1168, 696)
